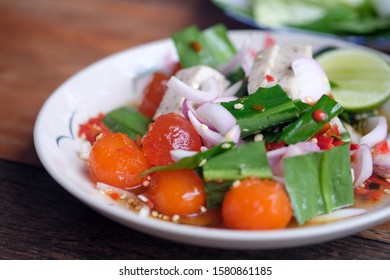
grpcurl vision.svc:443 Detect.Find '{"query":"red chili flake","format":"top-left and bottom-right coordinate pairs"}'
top-left (78, 113), bottom-right (110, 144)
top-left (316, 136), bottom-right (334, 150)
top-left (354, 187), bottom-right (370, 196)
top-left (190, 41), bottom-right (202, 53)
top-left (314, 123), bottom-right (331, 138)
top-left (330, 124), bottom-right (340, 137)
top-left (365, 174), bottom-right (390, 189)
top-left (350, 143), bottom-right (360, 151)
top-left (312, 109), bottom-right (328, 122)
top-left (251, 104), bottom-right (265, 112)
top-left (265, 141), bottom-right (286, 151)
top-left (332, 140), bottom-right (344, 147)
top-left (263, 33), bottom-right (276, 48)
top-left (249, 49), bottom-right (257, 58)
top-left (373, 140), bottom-right (390, 155)
top-left (370, 190), bottom-right (382, 200)
top-left (265, 75), bottom-right (275, 82)
top-left (108, 192), bottom-right (120, 201)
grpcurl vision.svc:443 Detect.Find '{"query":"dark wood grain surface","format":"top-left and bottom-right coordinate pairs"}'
top-left (1, 0), bottom-right (389, 260)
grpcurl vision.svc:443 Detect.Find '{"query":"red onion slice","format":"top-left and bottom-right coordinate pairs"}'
top-left (188, 111), bottom-right (224, 147)
top-left (196, 103), bottom-right (237, 135)
top-left (267, 146), bottom-right (289, 168)
top-left (292, 56), bottom-right (331, 103)
top-left (212, 96), bottom-right (238, 103)
top-left (217, 40), bottom-right (250, 76)
top-left (182, 99), bottom-right (198, 119)
top-left (201, 76), bottom-right (224, 96)
top-left (223, 80), bottom-right (243, 97)
top-left (359, 116), bottom-right (387, 148)
top-left (351, 144), bottom-right (373, 188)
top-left (266, 142), bottom-right (320, 177)
top-left (223, 124), bottom-right (241, 144)
top-left (373, 135), bottom-right (390, 178)
top-left (373, 153), bottom-right (390, 178)
top-left (167, 76), bottom-right (220, 104)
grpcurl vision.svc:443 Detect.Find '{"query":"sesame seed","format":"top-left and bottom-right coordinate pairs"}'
top-left (120, 194), bottom-right (127, 200)
top-left (172, 215), bottom-right (180, 223)
top-left (138, 206), bottom-right (150, 218)
top-left (242, 128), bottom-right (249, 132)
top-left (200, 206), bottom-right (207, 213)
top-left (200, 146), bottom-right (208, 152)
top-left (151, 211), bottom-right (158, 217)
top-left (162, 215), bottom-right (170, 221)
top-left (199, 159), bottom-right (207, 167)
top-left (310, 138), bottom-right (318, 143)
top-left (147, 175), bottom-right (152, 180)
top-left (254, 133), bottom-right (264, 142)
top-left (201, 124), bottom-right (208, 131)
top-left (142, 180), bottom-right (150, 187)
top-left (305, 96), bottom-right (314, 104)
top-left (234, 103), bottom-right (244, 110)
top-left (222, 143), bottom-right (232, 149)
top-left (232, 180), bottom-right (241, 188)
top-left (384, 189), bottom-right (390, 194)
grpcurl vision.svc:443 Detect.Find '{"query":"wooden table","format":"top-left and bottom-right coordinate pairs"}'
top-left (1, 0), bottom-right (389, 260)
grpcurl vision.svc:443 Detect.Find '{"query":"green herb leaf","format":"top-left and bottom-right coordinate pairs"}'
top-left (204, 181), bottom-right (232, 209)
top-left (279, 95), bottom-right (343, 144)
top-left (221, 85), bottom-right (300, 138)
top-left (283, 144), bottom-right (354, 225)
top-left (171, 24), bottom-right (245, 83)
top-left (172, 25), bottom-right (216, 68)
top-left (203, 141), bottom-right (272, 181)
top-left (102, 107), bottom-right (151, 140)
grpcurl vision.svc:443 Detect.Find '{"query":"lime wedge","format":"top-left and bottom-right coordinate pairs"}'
top-left (316, 48), bottom-right (390, 112)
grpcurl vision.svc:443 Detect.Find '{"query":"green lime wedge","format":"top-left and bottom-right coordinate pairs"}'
top-left (316, 48), bottom-right (390, 112)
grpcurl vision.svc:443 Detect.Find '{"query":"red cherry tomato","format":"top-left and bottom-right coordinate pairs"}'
top-left (142, 113), bottom-right (202, 166)
top-left (89, 133), bottom-right (150, 190)
top-left (139, 72), bottom-right (169, 118)
top-left (148, 170), bottom-right (206, 216)
top-left (222, 178), bottom-right (292, 230)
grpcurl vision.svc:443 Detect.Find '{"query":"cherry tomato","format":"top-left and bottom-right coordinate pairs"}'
top-left (89, 133), bottom-right (150, 190)
top-left (222, 178), bottom-right (292, 230)
top-left (139, 72), bottom-right (169, 118)
top-left (148, 170), bottom-right (206, 216)
top-left (142, 113), bottom-right (202, 166)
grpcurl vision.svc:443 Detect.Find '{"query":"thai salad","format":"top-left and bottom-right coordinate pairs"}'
top-left (78, 24), bottom-right (390, 230)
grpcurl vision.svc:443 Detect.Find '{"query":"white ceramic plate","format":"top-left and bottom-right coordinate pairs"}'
top-left (34, 30), bottom-right (390, 249)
